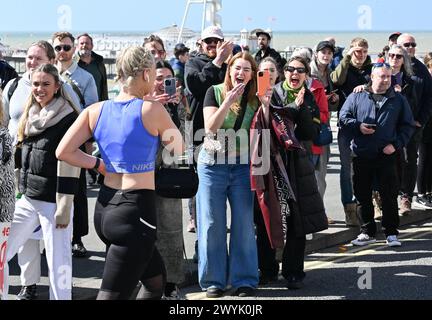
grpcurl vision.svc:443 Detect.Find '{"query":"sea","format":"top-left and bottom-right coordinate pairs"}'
top-left (2, 31), bottom-right (432, 57)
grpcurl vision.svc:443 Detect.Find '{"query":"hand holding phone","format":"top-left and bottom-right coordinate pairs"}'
top-left (364, 124), bottom-right (376, 129)
top-left (164, 78), bottom-right (177, 96)
top-left (361, 123), bottom-right (376, 135)
top-left (257, 70), bottom-right (271, 96)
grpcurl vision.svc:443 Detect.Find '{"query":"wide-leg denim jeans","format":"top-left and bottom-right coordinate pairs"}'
top-left (196, 149), bottom-right (258, 290)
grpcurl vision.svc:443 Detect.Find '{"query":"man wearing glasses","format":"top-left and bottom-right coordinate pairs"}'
top-left (339, 63), bottom-right (415, 247)
top-left (52, 32), bottom-right (98, 109)
top-left (184, 25), bottom-right (233, 145)
top-left (396, 33), bottom-right (432, 214)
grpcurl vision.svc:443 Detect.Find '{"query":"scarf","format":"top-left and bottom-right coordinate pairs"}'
top-left (250, 106), bottom-right (304, 248)
top-left (282, 81), bottom-right (302, 105)
top-left (25, 97), bottom-right (75, 137)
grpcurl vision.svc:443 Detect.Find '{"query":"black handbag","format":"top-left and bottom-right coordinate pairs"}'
top-left (155, 164), bottom-right (199, 199)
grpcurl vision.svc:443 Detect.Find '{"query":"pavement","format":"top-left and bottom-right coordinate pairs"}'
top-left (6, 116), bottom-right (432, 300)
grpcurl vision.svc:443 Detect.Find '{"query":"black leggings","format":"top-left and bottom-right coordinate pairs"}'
top-left (94, 185), bottom-right (166, 300)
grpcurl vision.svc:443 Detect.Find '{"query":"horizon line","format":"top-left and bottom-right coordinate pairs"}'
top-left (2, 29), bottom-right (432, 34)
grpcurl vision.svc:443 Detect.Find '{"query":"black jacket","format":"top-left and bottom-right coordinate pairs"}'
top-left (400, 74), bottom-right (423, 119)
top-left (19, 112), bottom-right (77, 203)
top-left (184, 53), bottom-right (227, 145)
top-left (0, 60), bottom-right (18, 90)
top-left (412, 57), bottom-right (432, 126)
top-left (254, 47), bottom-right (286, 76)
top-left (284, 147), bottom-right (328, 237)
top-left (78, 51), bottom-right (109, 101)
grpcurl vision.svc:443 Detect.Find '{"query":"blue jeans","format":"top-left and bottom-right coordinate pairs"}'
top-left (196, 149), bottom-right (258, 290)
top-left (338, 129), bottom-right (356, 205)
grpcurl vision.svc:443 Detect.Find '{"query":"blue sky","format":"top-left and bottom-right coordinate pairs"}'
top-left (0, 0), bottom-right (430, 33)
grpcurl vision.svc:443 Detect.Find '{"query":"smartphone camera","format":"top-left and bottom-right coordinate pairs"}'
top-left (164, 78), bottom-right (176, 96)
top-left (258, 71), bottom-right (264, 77)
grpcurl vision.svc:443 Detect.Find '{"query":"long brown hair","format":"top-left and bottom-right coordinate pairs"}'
top-left (222, 52), bottom-right (259, 114)
top-left (17, 64), bottom-right (80, 142)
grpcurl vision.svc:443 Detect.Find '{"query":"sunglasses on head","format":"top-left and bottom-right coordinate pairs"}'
top-left (373, 62), bottom-right (391, 69)
top-left (284, 66), bottom-right (306, 74)
top-left (403, 42), bottom-right (417, 48)
top-left (203, 38), bottom-right (222, 45)
top-left (55, 45), bottom-right (72, 52)
top-left (389, 53), bottom-right (403, 60)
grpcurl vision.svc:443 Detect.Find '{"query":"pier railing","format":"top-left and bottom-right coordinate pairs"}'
top-left (4, 56), bottom-right (117, 78)
top-left (6, 51), bottom-right (425, 79)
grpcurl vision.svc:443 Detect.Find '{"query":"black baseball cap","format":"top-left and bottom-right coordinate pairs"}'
top-left (316, 41), bottom-right (335, 53)
top-left (174, 43), bottom-right (190, 53)
top-left (389, 32), bottom-right (401, 41)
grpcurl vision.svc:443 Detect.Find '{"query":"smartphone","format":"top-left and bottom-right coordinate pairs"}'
top-left (364, 124), bottom-right (376, 129)
top-left (164, 78), bottom-right (177, 96)
top-left (257, 70), bottom-right (271, 96)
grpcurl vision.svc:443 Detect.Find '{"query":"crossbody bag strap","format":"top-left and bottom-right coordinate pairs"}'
top-left (233, 92), bottom-right (249, 132)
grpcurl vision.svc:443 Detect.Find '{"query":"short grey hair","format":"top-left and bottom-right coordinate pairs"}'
top-left (291, 47), bottom-right (313, 64)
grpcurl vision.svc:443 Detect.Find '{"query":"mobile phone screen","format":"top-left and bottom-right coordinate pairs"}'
top-left (257, 70), bottom-right (270, 96)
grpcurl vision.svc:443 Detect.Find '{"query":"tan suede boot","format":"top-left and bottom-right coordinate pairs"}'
top-left (344, 203), bottom-right (360, 227)
top-left (372, 191), bottom-right (383, 220)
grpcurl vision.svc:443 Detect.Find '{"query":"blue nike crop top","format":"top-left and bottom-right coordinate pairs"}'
top-left (93, 98), bottom-right (159, 173)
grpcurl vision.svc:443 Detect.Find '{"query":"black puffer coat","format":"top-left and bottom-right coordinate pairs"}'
top-left (19, 112), bottom-right (77, 202)
top-left (282, 147), bottom-right (328, 237)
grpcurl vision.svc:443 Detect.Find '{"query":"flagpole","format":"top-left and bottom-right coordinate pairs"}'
top-left (202, 0), bottom-right (208, 32)
top-left (178, 0), bottom-right (192, 43)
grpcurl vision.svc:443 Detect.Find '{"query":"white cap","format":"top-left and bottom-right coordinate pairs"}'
top-left (201, 26), bottom-right (224, 40)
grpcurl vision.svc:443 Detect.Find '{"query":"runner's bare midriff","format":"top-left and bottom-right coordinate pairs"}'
top-left (103, 171), bottom-right (155, 190)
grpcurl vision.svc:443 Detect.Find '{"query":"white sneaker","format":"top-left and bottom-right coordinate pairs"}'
top-left (386, 235), bottom-right (401, 247)
top-left (351, 233), bottom-right (377, 246)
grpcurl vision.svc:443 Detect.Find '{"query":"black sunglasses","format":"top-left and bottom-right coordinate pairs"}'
top-left (55, 45), bottom-right (72, 52)
top-left (389, 53), bottom-right (403, 60)
top-left (402, 42), bottom-right (417, 48)
top-left (203, 38), bottom-right (222, 45)
top-left (284, 66), bottom-right (306, 74)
